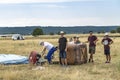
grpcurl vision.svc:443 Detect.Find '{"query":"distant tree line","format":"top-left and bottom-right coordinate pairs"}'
top-left (110, 27), bottom-right (120, 33)
top-left (96, 27), bottom-right (120, 34)
top-left (32, 28), bottom-right (67, 36)
top-left (32, 27), bottom-right (120, 36)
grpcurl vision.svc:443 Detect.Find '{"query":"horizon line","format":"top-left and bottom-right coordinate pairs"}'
top-left (0, 25), bottom-right (119, 27)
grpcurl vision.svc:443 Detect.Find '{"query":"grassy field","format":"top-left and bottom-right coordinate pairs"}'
top-left (0, 34), bottom-right (120, 80)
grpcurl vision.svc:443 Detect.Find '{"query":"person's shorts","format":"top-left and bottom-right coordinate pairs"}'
top-left (104, 49), bottom-right (110, 55)
top-left (59, 50), bottom-right (67, 59)
top-left (89, 46), bottom-right (96, 54)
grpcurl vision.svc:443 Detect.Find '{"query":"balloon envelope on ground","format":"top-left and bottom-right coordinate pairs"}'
top-left (0, 54), bottom-right (28, 65)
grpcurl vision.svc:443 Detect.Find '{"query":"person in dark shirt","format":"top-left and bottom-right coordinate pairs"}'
top-left (101, 33), bottom-right (113, 63)
top-left (58, 31), bottom-right (67, 66)
top-left (86, 31), bottom-right (98, 63)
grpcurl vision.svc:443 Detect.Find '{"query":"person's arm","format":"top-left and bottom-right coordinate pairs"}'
top-left (41, 47), bottom-right (46, 56)
top-left (94, 36), bottom-right (98, 44)
top-left (94, 39), bottom-right (98, 44)
top-left (101, 39), bottom-right (104, 45)
top-left (109, 39), bottom-right (113, 45)
top-left (65, 42), bottom-right (68, 52)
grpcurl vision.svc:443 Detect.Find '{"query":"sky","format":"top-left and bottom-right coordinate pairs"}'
top-left (0, 0), bottom-right (120, 27)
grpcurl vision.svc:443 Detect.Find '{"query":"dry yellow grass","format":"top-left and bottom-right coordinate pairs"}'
top-left (0, 34), bottom-right (120, 80)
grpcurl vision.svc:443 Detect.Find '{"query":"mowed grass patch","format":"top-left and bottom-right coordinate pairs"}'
top-left (0, 34), bottom-right (120, 80)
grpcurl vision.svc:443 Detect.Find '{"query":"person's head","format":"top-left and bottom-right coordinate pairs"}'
top-left (60, 31), bottom-right (65, 37)
top-left (89, 31), bottom-right (93, 36)
top-left (40, 41), bottom-right (44, 46)
top-left (73, 36), bottom-right (77, 41)
top-left (104, 33), bottom-right (109, 38)
top-left (76, 36), bottom-right (79, 40)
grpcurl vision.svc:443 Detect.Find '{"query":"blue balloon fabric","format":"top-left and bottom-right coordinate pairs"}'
top-left (0, 54), bottom-right (29, 65)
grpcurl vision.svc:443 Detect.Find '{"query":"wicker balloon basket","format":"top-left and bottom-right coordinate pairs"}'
top-left (66, 43), bottom-right (88, 65)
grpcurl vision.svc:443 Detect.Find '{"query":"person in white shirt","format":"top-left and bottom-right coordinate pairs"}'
top-left (40, 42), bottom-right (57, 64)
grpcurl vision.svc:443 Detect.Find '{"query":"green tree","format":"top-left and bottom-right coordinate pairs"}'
top-left (116, 27), bottom-right (120, 33)
top-left (32, 28), bottom-right (43, 36)
top-left (110, 30), bottom-right (116, 33)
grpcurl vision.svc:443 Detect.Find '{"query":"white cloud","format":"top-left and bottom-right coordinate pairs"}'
top-left (40, 4), bottom-right (66, 8)
top-left (0, 17), bottom-right (119, 27)
top-left (0, 0), bottom-right (102, 4)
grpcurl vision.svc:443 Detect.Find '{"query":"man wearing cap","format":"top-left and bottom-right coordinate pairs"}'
top-left (101, 33), bottom-right (113, 63)
top-left (58, 31), bottom-right (68, 66)
top-left (40, 42), bottom-right (57, 64)
top-left (86, 31), bottom-right (98, 63)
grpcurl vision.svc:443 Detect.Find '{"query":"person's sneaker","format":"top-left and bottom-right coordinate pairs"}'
top-left (91, 60), bottom-right (94, 63)
top-left (60, 64), bottom-right (64, 67)
top-left (108, 61), bottom-right (110, 63)
top-left (48, 61), bottom-right (53, 65)
top-left (105, 61), bottom-right (108, 63)
top-left (62, 65), bottom-right (65, 67)
top-left (65, 65), bottom-right (68, 68)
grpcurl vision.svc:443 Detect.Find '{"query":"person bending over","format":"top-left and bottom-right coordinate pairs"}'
top-left (40, 41), bottom-right (57, 64)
